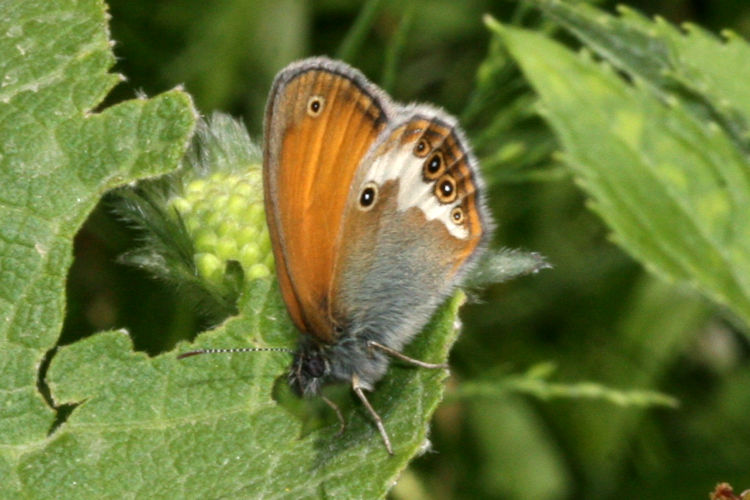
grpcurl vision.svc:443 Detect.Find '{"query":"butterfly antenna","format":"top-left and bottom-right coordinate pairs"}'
top-left (177, 347), bottom-right (294, 360)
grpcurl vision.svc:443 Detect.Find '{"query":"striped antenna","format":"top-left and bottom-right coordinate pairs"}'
top-left (177, 346), bottom-right (294, 360)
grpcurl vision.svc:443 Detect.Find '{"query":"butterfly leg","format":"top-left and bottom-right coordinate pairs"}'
top-left (367, 341), bottom-right (449, 369)
top-left (321, 395), bottom-right (346, 436)
top-left (352, 374), bottom-right (393, 455)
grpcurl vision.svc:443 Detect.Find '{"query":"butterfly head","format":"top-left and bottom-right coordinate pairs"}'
top-left (289, 339), bottom-right (332, 397)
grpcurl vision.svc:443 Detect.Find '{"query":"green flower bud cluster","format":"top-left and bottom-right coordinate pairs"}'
top-left (115, 113), bottom-right (271, 313)
top-left (169, 168), bottom-right (274, 289)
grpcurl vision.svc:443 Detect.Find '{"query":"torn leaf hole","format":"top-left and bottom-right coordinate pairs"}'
top-left (37, 346), bottom-right (82, 436)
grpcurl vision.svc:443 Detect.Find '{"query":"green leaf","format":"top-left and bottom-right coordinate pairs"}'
top-left (0, 0), bottom-right (195, 495)
top-left (519, 0), bottom-right (674, 93)
top-left (1, 1), bottom-right (464, 497)
top-left (522, 0), bottom-right (750, 150)
top-left (487, 17), bottom-right (750, 328)
top-left (38, 281), bottom-right (461, 498)
top-left (452, 364), bottom-right (679, 409)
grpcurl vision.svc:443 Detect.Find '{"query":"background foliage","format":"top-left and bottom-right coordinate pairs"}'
top-left (56, 0), bottom-right (750, 498)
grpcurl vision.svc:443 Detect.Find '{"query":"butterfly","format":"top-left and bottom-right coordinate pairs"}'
top-left (182, 57), bottom-right (492, 455)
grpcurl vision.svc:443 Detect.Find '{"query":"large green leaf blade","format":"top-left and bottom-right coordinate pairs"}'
top-left (0, 0), bottom-right (120, 448)
top-left (0, 0), bottom-right (481, 495)
top-left (32, 280), bottom-right (462, 498)
top-left (0, 0), bottom-right (195, 495)
top-left (519, 0), bottom-right (674, 91)
top-left (488, 19), bottom-right (750, 326)
top-left (524, 0), bottom-right (750, 148)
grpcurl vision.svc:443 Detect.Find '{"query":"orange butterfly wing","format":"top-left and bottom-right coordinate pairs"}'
top-left (263, 59), bottom-right (390, 343)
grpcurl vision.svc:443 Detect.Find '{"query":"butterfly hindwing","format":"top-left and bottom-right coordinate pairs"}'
top-left (329, 110), bottom-right (490, 350)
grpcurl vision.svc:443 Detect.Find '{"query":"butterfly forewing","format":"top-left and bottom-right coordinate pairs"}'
top-left (263, 59), bottom-right (391, 342)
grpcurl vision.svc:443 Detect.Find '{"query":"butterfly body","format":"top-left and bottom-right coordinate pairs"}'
top-left (263, 57), bottom-right (492, 451)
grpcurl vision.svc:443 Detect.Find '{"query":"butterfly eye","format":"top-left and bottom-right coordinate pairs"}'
top-left (307, 96), bottom-right (325, 117)
top-left (435, 174), bottom-right (457, 204)
top-left (450, 206), bottom-right (465, 225)
top-left (358, 181), bottom-right (379, 210)
top-left (413, 138), bottom-right (430, 158)
top-left (423, 151), bottom-right (445, 181)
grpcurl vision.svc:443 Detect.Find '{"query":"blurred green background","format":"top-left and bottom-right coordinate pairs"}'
top-left (64, 0), bottom-right (750, 498)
